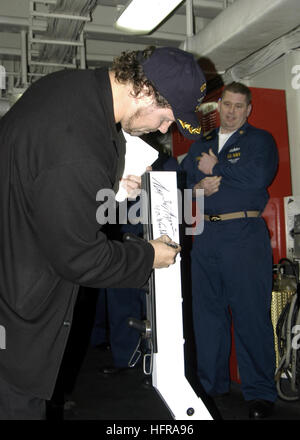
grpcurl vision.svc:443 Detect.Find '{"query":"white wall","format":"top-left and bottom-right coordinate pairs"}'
top-left (246, 50), bottom-right (300, 195)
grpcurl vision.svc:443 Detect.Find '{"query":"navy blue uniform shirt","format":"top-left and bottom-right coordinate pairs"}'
top-left (181, 122), bottom-right (278, 214)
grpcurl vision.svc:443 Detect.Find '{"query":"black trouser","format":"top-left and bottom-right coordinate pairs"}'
top-left (0, 374), bottom-right (45, 420)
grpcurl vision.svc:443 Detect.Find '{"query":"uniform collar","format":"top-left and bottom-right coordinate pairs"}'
top-left (217, 121), bottom-right (249, 136)
top-left (217, 121), bottom-right (249, 151)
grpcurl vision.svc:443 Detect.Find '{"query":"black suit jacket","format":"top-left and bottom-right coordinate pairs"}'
top-left (0, 68), bottom-right (154, 398)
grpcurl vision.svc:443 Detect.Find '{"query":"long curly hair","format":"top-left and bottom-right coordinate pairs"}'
top-left (110, 46), bottom-right (170, 108)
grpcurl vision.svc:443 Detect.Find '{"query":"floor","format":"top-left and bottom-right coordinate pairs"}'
top-left (50, 344), bottom-right (300, 422)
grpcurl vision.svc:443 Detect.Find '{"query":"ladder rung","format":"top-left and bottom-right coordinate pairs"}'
top-left (29, 60), bottom-right (76, 68)
top-left (32, 0), bottom-right (57, 4)
top-left (30, 11), bottom-right (90, 21)
top-left (29, 37), bottom-right (84, 47)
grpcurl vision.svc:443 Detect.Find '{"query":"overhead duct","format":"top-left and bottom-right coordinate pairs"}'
top-left (224, 25), bottom-right (300, 82)
top-left (180, 0), bottom-right (300, 73)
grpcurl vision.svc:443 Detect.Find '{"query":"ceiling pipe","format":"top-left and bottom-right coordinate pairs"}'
top-left (0, 13), bottom-right (183, 42)
top-left (0, 66), bottom-right (5, 91)
top-left (180, 0), bottom-right (300, 72)
top-left (185, 0), bottom-right (194, 51)
top-left (186, 0), bottom-right (194, 37)
top-left (0, 15), bottom-right (46, 32)
top-left (177, 0), bottom-right (223, 16)
top-left (79, 31), bottom-right (86, 68)
top-left (0, 47), bottom-right (21, 57)
top-left (224, 26), bottom-right (300, 82)
top-left (20, 30), bottom-right (28, 87)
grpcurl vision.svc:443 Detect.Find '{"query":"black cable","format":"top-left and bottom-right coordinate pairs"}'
top-left (275, 259), bottom-right (300, 400)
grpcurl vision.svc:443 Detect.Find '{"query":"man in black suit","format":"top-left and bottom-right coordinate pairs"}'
top-left (0, 46), bottom-right (206, 419)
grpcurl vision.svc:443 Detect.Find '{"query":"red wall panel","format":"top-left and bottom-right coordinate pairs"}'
top-left (249, 88), bottom-right (292, 199)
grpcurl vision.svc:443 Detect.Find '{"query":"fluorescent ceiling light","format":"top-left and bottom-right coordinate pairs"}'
top-left (115, 0), bottom-right (183, 34)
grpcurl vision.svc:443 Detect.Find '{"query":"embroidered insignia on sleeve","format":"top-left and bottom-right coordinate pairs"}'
top-left (200, 83), bottom-right (207, 93)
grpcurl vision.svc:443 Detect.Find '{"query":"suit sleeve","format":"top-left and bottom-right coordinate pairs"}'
top-left (32, 160), bottom-right (154, 288)
top-left (213, 131), bottom-right (278, 189)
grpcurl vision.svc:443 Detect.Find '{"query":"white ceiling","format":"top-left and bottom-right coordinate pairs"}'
top-left (0, 0), bottom-right (299, 96)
